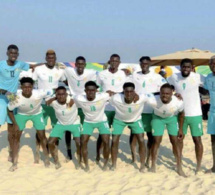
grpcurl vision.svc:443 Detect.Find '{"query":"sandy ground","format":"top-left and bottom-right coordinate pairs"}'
top-left (0, 121), bottom-right (215, 195)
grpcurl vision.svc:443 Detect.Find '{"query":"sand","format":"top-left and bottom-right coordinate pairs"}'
top-left (0, 121), bottom-right (214, 195)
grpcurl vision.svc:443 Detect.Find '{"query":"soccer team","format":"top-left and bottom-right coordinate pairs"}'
top-left (1, 44), bottom-right (215, 177)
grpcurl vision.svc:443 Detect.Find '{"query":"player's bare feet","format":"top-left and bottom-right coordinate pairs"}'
top-left (34, 153), bottom-right (40, 164)
top-left (110, 165), bottom-right (116, 171)
top-left (139, 165), bottom-right (145, 173)
top-left (205, 167), bottom-right (215, 174)
top-left (44, 159), bottom-right (50, 168)
top-left (177, 168), bottom-right (187, 177)
top-left (96, 156), bottom-right (100, 164)
top-left (55, 162), bottom-right (61, 169)
top-left (84, 165), bottom-right (90, 172)
top-left (9, 164), bottom-right (17, 172)
top-left (102, 163), bottom-right (108, 171)
top-left (150, 166), bottom-right (156, 173)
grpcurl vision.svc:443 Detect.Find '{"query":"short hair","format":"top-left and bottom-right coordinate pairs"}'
top-left (160, 83), bottom-right (173, 91)
top-left (180, 58), bottom-right (193, 66)
top-left (110, 54), bottom-right (120, 60)
top-left (123, 82), bottom-right (135, 90)
top-left (209, 55), bottom-right (215, 64)
top-left (20, 77), bottom-right (34, 85)
top-left (56, 86), bottom-right (67, 92)
top-left (7, 44), bottom-right (19, 51)
top-left (139, 56), bottom-right (151, 62)
top-left (46, 49), bottom-right (56, 56)
top-left (85, 81), bottom-right (99, 89)
top-left (76, 56), bottom-right (86, 62)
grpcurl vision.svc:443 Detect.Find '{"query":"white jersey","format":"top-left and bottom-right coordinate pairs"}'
top-left (97, 69), bottom-right (128, 111)
top-left (64, 67), bottom-right (97, 95)
top-left (33, 64), bottom-right (66, 90)
top-left (110, 93), bottom-right (147, 122)
top-left (19, 69), bottom-right (33, 79)
top-left (167, 72), bottom-right (204, 117)
top-left (74, 93), bottom-right (109, 123)
top-left (130, 71), bottom-right (167, 113)
top-left (50, 100), bottom-right (80, 125)
top-left (147, 94), bottom-right (184, 118)
top-left (8, 89), bottom-right (53, 115)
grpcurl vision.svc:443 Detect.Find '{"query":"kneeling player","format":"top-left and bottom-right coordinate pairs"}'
top-left (148, 83), bottom-right (186, 177)
top-left (110, 82), bottom-right (147, 172)
top-left (74, 81), bottom-right (111, 172)
top-left (7, 77), bottom-right (53, 171)
top-left (47, 86), bottom-right (81, 169)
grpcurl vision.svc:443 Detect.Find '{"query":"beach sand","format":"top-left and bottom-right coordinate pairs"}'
top-left (0, 121), bottom-right (214, 195)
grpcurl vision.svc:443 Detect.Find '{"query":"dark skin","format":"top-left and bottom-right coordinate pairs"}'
top-left (178, 62), bottom-right (203, 173)
top-left (1, 48), bottom-right (43, 162)
top-left (7, 82), bottom-right (49, 172)
top-left (150, 87), bottom-right (186, 177)
top-left (47, 89), bottom-right (81, 169)
top-left (64, 59), bottom-right (87, 160)
top-left (81, 85), bottom-right (110, 172)
top-left (130, 59), bottom-right (153, 167)
top-left (111, 87), bottom-right (146, 172)
top-left (206, 58), bottom-right (215, 173)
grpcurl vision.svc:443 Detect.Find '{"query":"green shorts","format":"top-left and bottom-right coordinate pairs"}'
top-left (112, 118), bottom-right (144, 135)
top-left (183, 115), bottom-right (203, 137)
top-left (141, 113), bottom-right (153, 133)
top-left (78, 108), bottom-right (85, 124)
top-left (105, 111), bottom-right (115, 126)
top-left (42, 104), bottom-right (57, 126)
top-left (81, 121), bottom-right (110, 135)
top-left (15, 113), bottom-right (45, 131)
top-left (50, 123), bottom-right (81, 139)
top-left (151, 114), bottom-right (178, 136)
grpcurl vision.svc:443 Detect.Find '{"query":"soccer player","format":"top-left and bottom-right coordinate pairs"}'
top-left (204, 56), bottom-right (215, 173)
top-left (110, 82), bottom-right (147, 172)
top-left (130, 56), bottom-right (166, 166)
top-left (63, 56), bottom-right (97, 159)
top-left (47, 86), bottom-right (81, 169)
top-left (148, 83), bottom-right (186, 177)
top-left (0, 44), bottom-right (43, 161)
top-left (32, 50), bottom-right (66, 162)
top-left (96, 54), bottom-right (129, 162)
top-left (167, 58), bottom-right (205, 173)
top-left (7, 77), bottom-right (53, 171)
top-left (74, 81), bottom-right (111, 171)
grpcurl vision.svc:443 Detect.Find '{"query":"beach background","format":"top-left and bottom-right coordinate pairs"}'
top-left (0, 121), bottom-right (214, 195)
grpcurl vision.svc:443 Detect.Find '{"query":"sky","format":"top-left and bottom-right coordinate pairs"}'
top-left (0, 0), bottom-right (215, 63)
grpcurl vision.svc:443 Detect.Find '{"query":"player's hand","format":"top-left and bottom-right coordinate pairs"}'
top-left (106, 90), bottom-right (115, 96)
top-left (46, 97), bottom-right (56, 106)
top-left (0, 89), bottom-right (7, 95)
top-left (174, 93), bottom-right (183, 100)
top-left (66, 99), bottom-right (74, 108)
top-left (121, 69), bottom-right (131, 76)
top-left (177, 130), bottom-right (184, 141)
top-left (133, 93), bottom-right (139, 103)
top-left (55, 62), bottom-right (66, 69)
top-left (6, 92), bottom-right (19, 104)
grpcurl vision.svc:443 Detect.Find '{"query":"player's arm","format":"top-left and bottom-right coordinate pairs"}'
top-left (178, 110), bottom-right (185, 141)
top-left (29, 63), bottom-right (44, 69)
top-left (46, 96), bottom-right (57, 106)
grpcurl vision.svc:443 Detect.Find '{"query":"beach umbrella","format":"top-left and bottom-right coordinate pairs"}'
top-left (151, 48), bottom-right (215, 66)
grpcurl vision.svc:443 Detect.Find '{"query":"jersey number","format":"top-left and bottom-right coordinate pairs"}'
top-left (111, 79), bottom-right (115, 86)
top-left (128, 108), bottom-right (132, 113)
top-left (48, 76), bottom-right (53, 83)
top-left (62, 111), bottom-right (65, 116)
top-left (10, 71), bottom-right (15, 77)
top-left (90, 106), bottom-right (96, 111)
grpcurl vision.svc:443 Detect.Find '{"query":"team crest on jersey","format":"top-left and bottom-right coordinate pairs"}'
top-left (190, 78), bottom-right (196, 84)
top-left (15, 68), bottom-right (22, 72)
top-left (117, 77), bottom-right (122, 81)
top-left (55, 73), bottom-right (59, 78)
top-left (135, 104), bottom-right (140, 109)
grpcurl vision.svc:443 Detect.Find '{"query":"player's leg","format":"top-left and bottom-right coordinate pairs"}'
top-left (150, 115), bottom-right (165, 172)
top-left (189, 116), bottom-right (203, 173)
top-left (110, 119), bottom-right (125, 170)
top-left (129, 120), bottom-right (146, 172)
top-left (48, 137), bottom-right (61, 169)
top-left (129, 133), bottom-right (137, 163)
top-left (142, 114), bottom-right (153, 167)
top-left (65, 131), bottom-right (72, 160)
top-left (80, 122), bottom-right (94, 171)
top-left (74, 137), bottom-right (81, 169)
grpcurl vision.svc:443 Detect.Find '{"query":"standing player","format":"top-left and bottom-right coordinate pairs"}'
top-left (110, 82), bottom-right (147, 172)
top-left (32, 50), bottom-right (66, 162)
top-left (167, 58), bottom-right (205, 173)
top-left (0, 45), bottom-right (42, 161)
top-left (47, 86), bottom-right (81, 169)
top-left (148, 84), bottom-right (186, 177)
top-left (74, 81), bottom-right (111, 171)
top-left (130, 56), bottom-right (166, 166)
top-left (96, 54), bottom-right (129, 162)
top-left (64, 56), bottom-right (97, 159)
top-left (7, 77), bottom-right (53, 171)
top-left (204, 56), bottom-right (215, 173)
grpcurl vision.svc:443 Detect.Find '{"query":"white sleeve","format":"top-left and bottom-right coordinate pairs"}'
top-left (146, 94), bottom-right (157, 107)
top-left (178, 100), bottom-right (184, 112)
top-left (199, 74), bottom-right (205, 86)
top-left (157, 75), bottom-right (167, 87)
top-left (109, 95), bottom-right (115, 106)
top-left (7, 101), bottom-right (19, 111)
top-left (39, 89), bottom-right (54, 98)
top-left (32, 67), bottom-right (39, 81)
top-left (96, 73), bottom-right (102, 86)
top-left (167, 76), bottom-right (174, 86)
top-left (60, 70), bottom-right (66, 82)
